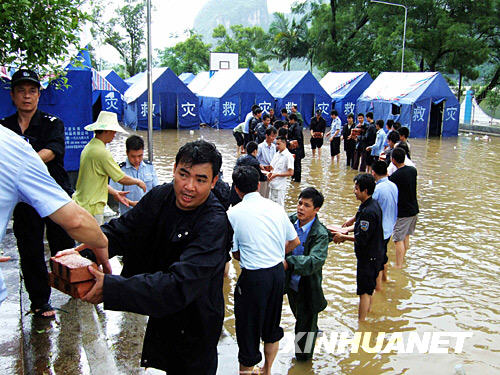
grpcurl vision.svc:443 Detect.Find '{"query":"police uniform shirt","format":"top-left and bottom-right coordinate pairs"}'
top-left (0, 110), bottom-right (73, 194)
top-left (354, 197), bottom-right (384, 263)
top-left (109, 159), bottom-right (159, 215)
top-left (0, 126), bottom-right (71, 304)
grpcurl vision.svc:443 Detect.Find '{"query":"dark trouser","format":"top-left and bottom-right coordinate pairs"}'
top-left (358, 149), bottom-right (367, 172)
top-left (13, 203), bottom-right (75, 308)
top-left (345, 148), bottom-right (355, 167)
top-left (235, 263), bottom-right (285, 367)
top-left (287, 288), bottom-right (319, 361)
top-left (243, 133), bottom-right (252, 148)
top-left (352, 149), bottom-right (361, 170)
top-left (293, 156), bottom-right (302, 182)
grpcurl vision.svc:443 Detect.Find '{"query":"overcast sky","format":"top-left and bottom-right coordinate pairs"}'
top-left (93, 0), bottom-right (298, 65)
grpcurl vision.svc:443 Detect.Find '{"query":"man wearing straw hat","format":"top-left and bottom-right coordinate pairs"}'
top-left (73, 111), bottom-right (146, 224)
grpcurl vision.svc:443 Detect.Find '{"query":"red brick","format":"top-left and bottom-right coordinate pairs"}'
top-left (50, 252), bottom-right (98, 283)
top-left (48, 272), bottom-right (95, 299)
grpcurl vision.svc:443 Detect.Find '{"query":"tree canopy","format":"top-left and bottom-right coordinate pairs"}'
top-left (0, 0), bottom-right (88, 75)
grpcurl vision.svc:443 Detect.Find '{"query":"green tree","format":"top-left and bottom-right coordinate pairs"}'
top-left (212, 24), bottom-right (269, 71)
top-left (92, 0), bottom-right (146, 77)
top-left (0, 0), bottom-right (88, 75)
top-left (265, 12), bottom-right (309, 70)
top-left (157, 31), bottom-right (211, 75)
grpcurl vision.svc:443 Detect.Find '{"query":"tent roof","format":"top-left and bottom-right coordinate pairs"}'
top-left (179, 72), bottom-right (195, 84)
top-left (197, 69), bottom-right (249, 98)
top-left (125, 71), bottom-right (146, 87)
top-left (188, 71), bottom-right (211, 94)
top-left (124, 68), bottom-right (168, 103)
top-left (259, 70), bottom-right (326, 98)
top-left (359, 72), bottom-right (439, 102)
top-left (320, 72), bottom-right (366, 98)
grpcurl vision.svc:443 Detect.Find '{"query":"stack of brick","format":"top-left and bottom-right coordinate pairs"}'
top-left (49, 252), bottom-right (97, 298)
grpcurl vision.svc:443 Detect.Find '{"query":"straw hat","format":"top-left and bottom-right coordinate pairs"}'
top-left (84, 111), bottom-right (128, 133)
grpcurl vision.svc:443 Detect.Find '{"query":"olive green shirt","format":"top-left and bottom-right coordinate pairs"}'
top-left (73, 137), bottom-right (124, 215)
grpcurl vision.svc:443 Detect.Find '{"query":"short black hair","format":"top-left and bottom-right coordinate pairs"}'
top-left (388, 130), bottom-right (400, 144)
top-left (393, 121), bottom-right (401, 130)
top-left (288, 113), bottom-right (298, 121)
top-left (357, 113), bottom-right (364, 118)
top-left (246, 141), bottom-right (258, 154)
top-left (253, 107), bottom-right (262, 115)
top-left (266, 126), bottom-right (277, 136)
top-left (375, 119), bottom-right (384, 128)
top-left (262, 113), bottom-right (270, 121)
top-left (232, 166), bottom-right (259, 194)
top-left (331, 109), bottom-right (338, 116)
top-left (281, 108), bottom-right (288, 114)
top-left (371, 160), bottom-right (388, 176)
top-left (276, 135), bottom-right (287, 143)
top-left (292, 104), bottom-right (298, 109)
top-left (399, 126), bottom-right (409, 138)
top-left (274, 120), bottom-right (284, 129)
top-left (126, 135), bottom-right (144, 152)
top-left (94, 130), bottom-right (104, 135)
top-left (354, 173), bottom-right (375, 195)
top-left (298, 187), bottom-right (324, 209)
top-left (386, 119), bottom-right (394, 129)
top-left (391, 147), bottom-right (406, 164)
top-left (396, 141), bottom-right (410, 157)
top-left (175, 140), bottom-right (222, 180)
top-left (278, 128), bottom-right (288, 137)
top-left (347, 113), bottom-right (354, 120)
top-left (366, 112), bottom-right (374, 120)
top-left (251, 104), bottom-right (260, 111)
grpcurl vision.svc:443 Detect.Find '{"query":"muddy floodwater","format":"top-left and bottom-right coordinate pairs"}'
top-left (108, 129), bottom-right (500, 374)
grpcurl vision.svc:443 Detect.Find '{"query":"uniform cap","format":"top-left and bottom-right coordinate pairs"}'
top-left (11, 69), bottom-right (41, 89)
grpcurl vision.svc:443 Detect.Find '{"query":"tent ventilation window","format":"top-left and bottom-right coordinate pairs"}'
top-left (391, 103), bottom-right (401, 115)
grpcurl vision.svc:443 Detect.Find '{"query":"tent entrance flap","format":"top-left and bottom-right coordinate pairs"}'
top-left (429, 101), bottom-right (444, 137)
top-left (92, 93), bottom-right (102, 121)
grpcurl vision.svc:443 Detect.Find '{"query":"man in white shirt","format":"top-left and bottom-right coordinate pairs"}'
top-left (326, 109), bottom-right (342, 163)
top-left (256, 126), bottom-right (277, 198)
top-left (268, 136), bottom-right (294, 206)
top-left (228, 166), bottom-right (299, 375)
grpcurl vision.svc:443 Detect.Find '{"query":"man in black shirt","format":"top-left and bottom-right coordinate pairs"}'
top-left (248, 107), bottom-right (263, 143)
top-left (361, 112), bottom-right (377, 173)
top-left (287, 113), bottom-right (305, 182)
top-left (309, 109), bottom-right (326, 158)
top-left (0, 69), bottom-right (75, 317)
top-left (341, 113), bottom-right (356, 167)
top-left (333, 173), bottom-right (384, 321)
top-left (80, 140), bottom-right (232, 374)
top-left (389, 148), bottom-right (419, 268)
top-left (352, 113), bottom-right (367, 171)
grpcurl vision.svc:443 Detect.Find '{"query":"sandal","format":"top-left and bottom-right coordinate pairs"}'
top-left (32, 303), bottom-right (56, 318)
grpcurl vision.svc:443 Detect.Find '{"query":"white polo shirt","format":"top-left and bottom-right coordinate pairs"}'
top-left (269, 148), bottom-right (294, 190)
top-left (228, 192), bottom-right (297, 270)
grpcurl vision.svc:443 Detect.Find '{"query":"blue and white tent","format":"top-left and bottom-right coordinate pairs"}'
top-left (179, 72), bottom-right (195, 85)
top-left (124, 71), bottom-right (145, 87)
top-left (187, 71), bottom-right (211, 95)
top-left (91, 69), bottom-right (124, 121)
top-left (356, 72), bottom-right (459, 138)
top-left (100, 69), bottom-right (129, 94)
top-left (320, 72), bottom-right (373, 125)
top-left (258, 71), bottom-right (331, 127)
top-left (123, 67), bottom-right (200, 130)
top-left (197, 69), bottom-right (274, 129)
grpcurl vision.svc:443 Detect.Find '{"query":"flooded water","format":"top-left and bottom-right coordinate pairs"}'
top-left (107, 129), bottom-right (500, 374)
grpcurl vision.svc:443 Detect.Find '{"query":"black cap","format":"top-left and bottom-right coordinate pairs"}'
top-left (11, 69), bottom-right (41, 89)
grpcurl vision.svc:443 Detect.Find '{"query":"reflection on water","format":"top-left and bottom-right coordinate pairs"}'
top-left (109, 130), bottom-right (500, 374)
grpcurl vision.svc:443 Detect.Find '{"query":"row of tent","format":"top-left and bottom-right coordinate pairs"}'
top-left (119, 67), bottom-right (459, 138)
